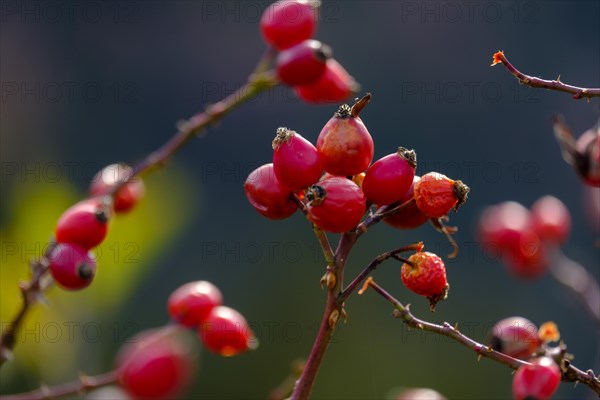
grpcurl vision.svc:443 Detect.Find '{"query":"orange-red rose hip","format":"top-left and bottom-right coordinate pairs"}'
top-left (414, 172), bottom-right (469, 218)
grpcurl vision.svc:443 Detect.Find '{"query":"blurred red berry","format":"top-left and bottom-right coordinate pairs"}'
top-left (489, 317), bottom-right (541, 360)
top-left (55, 199), bottom-right (109, 249)
top-left (260, 0), bottom-right (318, 50)
top-left (512, 356), bottom-right (561, 400)
top-left (316, 102), bottom-right (374, 176)
top-left (276, 40), bottom-right (331, 86)
top-left (400, 251), bottom-right (448, 310)
top-left (116, 329), bottom-right (196, 400)
top-left (48, 243), bottom-right (96, 290)
top-left (244, 163), bottom-right (297, 220)
top-left (199, 306), bottom-right (257, 356)
top-left (384, 176), bottom-right (429, 230)
top-left (168, 281), bottom-right (223, 327)
top-left (414, 172), bottom-right (469, 218)
top-left (362, 147), bottom-right (417, 205)
top-left (272, 127), bottom-right (323, 191)
top-left (306, 177), bottom-right (366, 233)
top-left (296, 59), bottom-right (357, 104)
top-left (90, 163), bottom-right (145, 213)
top-left (530, 195), bottom-right (571, 245)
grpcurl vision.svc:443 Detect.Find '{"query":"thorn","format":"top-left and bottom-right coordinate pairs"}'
top-left (358, 277), bottom-right (374, 295)
top-left (341, 307), bottom-right (348, 323)
top-left (556, 74), bottom-right (561, 82)
top-left (477, 354), bottom-right (482, 362)
top-left (454, 322), bottom-right (459, 330)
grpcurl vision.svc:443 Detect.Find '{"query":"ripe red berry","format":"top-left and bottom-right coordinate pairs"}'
top-left (276, 40), bottom-right (331, 86)
top-left (489, 317), bottom-right (541, 360)
top-left (384, 176), bottom-right (430, 230)
top-left (199, 306), bottom-right (257, 356)
top-left (296, 59), bottom-right (357, 104)
top-left (48, 243), bottom-right (96, 290)
top-left (260, 0), bottom-right (318, 50)
top-left (244, 163), bottom-right (297, 220)
top-left (272, 127), bottom-right (323, 191)
top-left (168, 281), bottom-right (223, 327)
top-left (400, 251), bottom-right (448, 310)
top-left (530, 195), bottom-right (571, 245)
top-left (414, 172), bottom-right (469, 218)
top-left (55, 199), bottom-right (109, 249)
top-left (362, 147), bottom-right (417, 205)
top-left (90, 163), bottom-right (145, 213)
top-left (306, 177), bottom-right (366, 233)
top-left (116, 329), bottom-right (196, 400)
top-left (512, 356), bottom-right (561, 400)
top-left (316, 98), bottom-right (374, 176)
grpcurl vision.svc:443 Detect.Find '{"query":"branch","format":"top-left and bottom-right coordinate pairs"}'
top-left (0, 371), bottom-right (118, 400)
top-left (491, 51), bottom-right (600, 100)
top-left (360, 277), bottom-right (600, 396)
top-left (356, 198), bottom-right (416, 239)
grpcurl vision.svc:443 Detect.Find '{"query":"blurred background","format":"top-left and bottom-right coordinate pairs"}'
top-left (1, 1), bottom-right (599, 399)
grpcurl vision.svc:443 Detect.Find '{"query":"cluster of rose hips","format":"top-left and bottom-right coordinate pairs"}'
top-left (260, 0), bottom-right (357, 103)
top-left (244, 95), bottom-right (469, 308)
top-left (49, 164), bottom-right (145, 290)
top-left (115, 280), bottom-right (256, 399)
top-left (489, 316), bottom-right (562, 400)
top-left (478, 195), bottom-right (571, 279)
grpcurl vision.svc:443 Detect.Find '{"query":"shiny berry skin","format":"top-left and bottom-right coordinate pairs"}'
top-left (260, 0), bottom-right (318, 50)
top-left (296, 59), bottom-right (357, 104)
top-left (168, 281), bottom-right (223, 327)
top-left (199, 306), bottom-right (257, 356)
top-left (90, 163), bottom-right (145, 213)
top-left (48, 243), bottom-right (96, 290)
top-left (363, 147), bottom-right (417, 205)
top-left (414, 172), bottom-right (469, 218)
top-left (401, 251), bottom-right (448, 310)
top-left (316, 101), bottom-right (374, 176)
top-left (512, 357), bottom-right (561, 400)
top-left (384, 176), bottom-right (429, 230)
top-left (306, 177), bottom-right (366, 233)
top-left (272, 127), bottom-right (323, 191)
top-left (244, 163), bottom-right (297, 220)
top-left (530, 195), bottom-right (571, 245)
top-left (55, 199), bottom-right (109, 249)
top-left (116, 329), bottom-right (196, 400)
top-left (489, 317), bottom-right (541, 360)
top-left (276, 40), bottom-right (331, 86)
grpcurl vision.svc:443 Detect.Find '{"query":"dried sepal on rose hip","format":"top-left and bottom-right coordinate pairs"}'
top-left (400, 250), bottom-right (449, 311)
top-left (316, 94), bottom-right (374, 176)
top-left (260, 0), bottom-right (319, 50)
top-left (90, 163), bottom-right (145, 213)
top-left (276, 39), bottom-right (331, 86)
top-left (362, 147), bottom-right (417, 205)
top-left (116, 328), bottom-right (197, 400)
top-left (244, 163), bottom-right (297, 220)
top-left (414, 172), bottom-right (469, 218)
top-left (48, 243), bottom-right (97, 290)
top-left (306, 177), bottom-right (366, 233)
top-left (512, 356), bottom-right (561, 400)
top-left (199, 306), bottom-right (258, 356)
top-left (272, 127), bottom-right (323, 191)
top-left (489, 317), bottom-right (541, 360)
top-left (168, 281), bottom-right (223, 327)
top-left (55, 199), bottom-right (110, 249)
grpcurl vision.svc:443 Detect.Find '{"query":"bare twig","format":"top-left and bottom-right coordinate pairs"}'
top-left (0, 371), bottom-right (118, 400)
top-left (491, 51), bottom-right (600, 100)
top-left (360, 277), bottom-right (600, 396)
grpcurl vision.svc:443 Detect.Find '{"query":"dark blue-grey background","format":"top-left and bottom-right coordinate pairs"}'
top-left (1, 1), bottom-right (599, 399)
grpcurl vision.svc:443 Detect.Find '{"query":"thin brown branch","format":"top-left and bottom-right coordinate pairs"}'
top-left (361, 277), bottom-right (600, 396)
top-left (356, 198), bottom-right (416, 239)
top-left (491, 51), bottom-right (600, 100)
top-left (0, 370), bottom-right (118, 400)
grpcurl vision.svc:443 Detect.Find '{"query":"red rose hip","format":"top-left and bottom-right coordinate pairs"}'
top-left (316, 95), bottom-right (374, 176)
top-left (362, 147), bottom-right (417, 205)
top-left (244, 163), bottom-right (297, 220)
top-left (272, 127), bottom-right (323, 191)
top-left (306, 177), bottom-right (366, 233)
top-left (90, 163), bottom-right (145, 213)
top-left (530, 195), bottom-right (571, 245)
top-left (55, 199), bottom-right (109, 249)
top-left (296, 59), bottom-right (358, 104)
top-left (384, 176), bottom-right (429, 230)
top-left (400, 251), bottom-right (448, 310)
top-left (260, 0), bottom-right (318, 50)
top-left (48, 243), bottom-right (97, 290)
top-left (512, 356), bottom-right (561, 400)
top-left (489, 317), bottom-right (541, 360)
top-left (276, 40), bottom-right (331, 86)
top-left (414, 172), bottom-right (469, 218)
top-left (168, 281), bottom-right (223, 327)
top-left (199, 306), bottom-right (257, 356)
